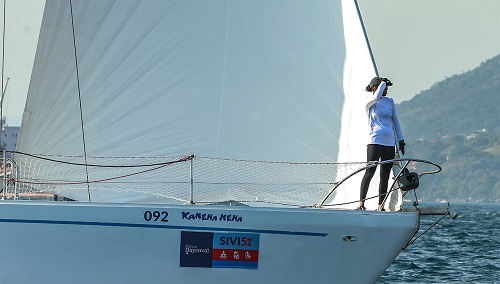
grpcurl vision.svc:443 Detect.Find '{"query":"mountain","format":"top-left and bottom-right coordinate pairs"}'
top-left (396, 54), bottom-right (500, 203)
top-left (398, 54), bottom-right (500, 138)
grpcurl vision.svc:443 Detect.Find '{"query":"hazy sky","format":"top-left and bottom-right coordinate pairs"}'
top-left (1, 0), bottom-right (44, 127)
top-left (357, 0), bottom-right (500, 103)
top-left (0, 0), bottom-right (499, 126)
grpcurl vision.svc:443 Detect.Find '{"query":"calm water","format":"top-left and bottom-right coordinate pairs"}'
top-left (378, 203), bottom-right (500, 283)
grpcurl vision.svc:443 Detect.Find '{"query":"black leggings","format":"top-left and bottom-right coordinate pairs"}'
top-left (360, 144), bottom-right (395, 205)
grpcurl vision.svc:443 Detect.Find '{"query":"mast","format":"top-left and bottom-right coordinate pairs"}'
top-left (1, 0), bottom-right (6, 150)
top-left (0, 77), bottom-right (8, 147)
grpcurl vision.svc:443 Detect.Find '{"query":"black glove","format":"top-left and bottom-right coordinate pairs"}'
top-left (399, 140), bottom-right (406, 156)
top-left (381, 77), bottom-right (393, 86)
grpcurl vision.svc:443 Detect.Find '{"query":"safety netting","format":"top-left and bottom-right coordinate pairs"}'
top-left (1, 152), bottom-right (369, 207)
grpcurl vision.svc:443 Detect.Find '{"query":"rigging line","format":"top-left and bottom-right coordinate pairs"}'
top-left (406, 212), bottom-right (449, 247)
top-left (69, 0), bottom-right (91, 201)
top-left (12, 151), bottom-right (194, 168)
top-left (354, 0), bottom-right (379, 77)
top-left (1, 0), bottom-right (5, 147)
top-left (195, 156), bottom-right (360, 166)
top-left (320, 190), bottom-right (388, 207)
top-left (197, 155), bottom-right (362, 165)
top-left (11, 160), bottom-right (181, 186)
top-left (193, 181), bottom-right (335, 186)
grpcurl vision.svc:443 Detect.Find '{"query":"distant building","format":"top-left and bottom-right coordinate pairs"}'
top-left (466, 128), bottom-right (487, 140)
top-left (1, 125), bottom-right (20, 151)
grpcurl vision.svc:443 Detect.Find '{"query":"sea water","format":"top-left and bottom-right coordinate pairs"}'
top-left (378, 202), bottom-right (500, 283)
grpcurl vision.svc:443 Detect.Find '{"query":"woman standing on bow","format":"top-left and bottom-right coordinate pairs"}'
top-left (357, 77), bottom-right (405, 211)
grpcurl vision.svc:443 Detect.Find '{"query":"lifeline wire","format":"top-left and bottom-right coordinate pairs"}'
top-left (10, 151), bottom-right (194, 168)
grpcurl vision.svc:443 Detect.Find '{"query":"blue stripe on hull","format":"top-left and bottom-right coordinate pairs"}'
top-left (0, 218), bottom-right (327, 237)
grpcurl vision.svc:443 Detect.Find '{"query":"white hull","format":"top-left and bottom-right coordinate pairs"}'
top-left (0, 201), bottom-right (418, 284)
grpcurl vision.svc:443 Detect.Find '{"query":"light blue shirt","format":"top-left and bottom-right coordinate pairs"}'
top-left (364, 82), bottom-right (404, 146)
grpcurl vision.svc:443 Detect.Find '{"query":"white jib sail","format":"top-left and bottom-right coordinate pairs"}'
top-left (15, 0), bottom-right (400, 208)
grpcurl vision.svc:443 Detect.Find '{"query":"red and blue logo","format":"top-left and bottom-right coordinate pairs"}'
top-left (212, 233), bottom-right (259, 269)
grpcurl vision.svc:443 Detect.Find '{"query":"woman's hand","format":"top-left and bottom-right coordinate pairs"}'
top-left (398, 140), bottom-right (406, 155)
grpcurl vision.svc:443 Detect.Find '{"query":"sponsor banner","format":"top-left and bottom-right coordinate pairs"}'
top-left (180, 231), bottom-right (260, 269)
top-left (180, 231), bottom-right (213, 268)
top-left (213, 233), bottom-right (259, 269)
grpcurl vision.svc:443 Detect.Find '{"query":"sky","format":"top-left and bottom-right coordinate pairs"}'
top-left (357, 0), bottom-right (500, 102)
top-left (0, 0), bottom-right (499, 127)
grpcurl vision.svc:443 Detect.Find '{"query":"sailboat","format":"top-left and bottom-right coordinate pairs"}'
top-left (0, 0), bottom-right (455, 283)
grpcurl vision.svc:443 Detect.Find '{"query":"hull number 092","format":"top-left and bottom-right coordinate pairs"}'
top-left (144, 210), bottom-right (169, 222)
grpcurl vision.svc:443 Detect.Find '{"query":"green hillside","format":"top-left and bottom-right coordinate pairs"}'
top-left (397, 54), bottom-right (500, 203)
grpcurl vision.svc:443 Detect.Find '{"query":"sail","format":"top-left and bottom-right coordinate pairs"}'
top-left (16, 0), bottom-right (391, 206)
